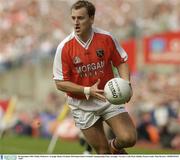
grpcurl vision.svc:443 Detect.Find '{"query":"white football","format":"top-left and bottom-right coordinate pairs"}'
top-left (104, 78), bottom-right (132, 105)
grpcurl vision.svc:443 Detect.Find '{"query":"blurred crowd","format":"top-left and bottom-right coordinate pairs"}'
top-left (128, 69), bottom-right (180, 149)
top-left (0, 0), bottom-right (180, 63)
top-left (0, 0), bottom-right (180, 151)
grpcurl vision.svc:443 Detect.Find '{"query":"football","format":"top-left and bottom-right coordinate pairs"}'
top-left (104, 77), bottom-right (132, 105)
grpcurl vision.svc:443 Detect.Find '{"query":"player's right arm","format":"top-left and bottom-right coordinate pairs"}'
top-left (54, 80), bottom-right (105, 101)
top-left (54, 80), bottom-right (84, 94)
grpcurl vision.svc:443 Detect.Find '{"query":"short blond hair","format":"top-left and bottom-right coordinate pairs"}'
top-left (71, 0), bottom-right (96, 17)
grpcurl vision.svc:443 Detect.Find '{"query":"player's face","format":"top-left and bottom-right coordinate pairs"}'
top-left (71, 7), bottom-right (94, 38)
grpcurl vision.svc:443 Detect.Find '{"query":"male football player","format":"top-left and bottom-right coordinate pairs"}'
top-left (53, 0), bottom-right (137, 154)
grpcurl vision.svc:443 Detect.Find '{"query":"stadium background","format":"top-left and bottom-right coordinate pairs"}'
top-left (0, 0), bottom-right (180, 154)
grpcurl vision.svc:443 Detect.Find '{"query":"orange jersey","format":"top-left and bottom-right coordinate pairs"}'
top-left (53, 28), bottom-right (128, 99)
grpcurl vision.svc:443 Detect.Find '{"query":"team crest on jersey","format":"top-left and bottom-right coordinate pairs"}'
top-left (96, 49), bottom-right (104, 58)
top-left (73, 56), bottom-right (81, 64)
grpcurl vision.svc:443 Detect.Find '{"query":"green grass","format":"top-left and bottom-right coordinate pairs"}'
top-left (0, 135), bottom-right (84, 154)
top-left (0, 135), bottom-right (179, 154)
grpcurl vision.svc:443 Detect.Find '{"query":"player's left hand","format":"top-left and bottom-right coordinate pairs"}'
top-left (126, 83), bottom-right (133, 103)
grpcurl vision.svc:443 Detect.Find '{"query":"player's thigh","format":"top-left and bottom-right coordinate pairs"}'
top-left (81, 118), bottom-right (109, 149)
top-left (105, 112), bottom-right (137, 141)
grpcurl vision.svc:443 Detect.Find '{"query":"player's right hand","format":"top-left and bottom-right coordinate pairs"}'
top-left (90, 79), bottom-right (106, 102)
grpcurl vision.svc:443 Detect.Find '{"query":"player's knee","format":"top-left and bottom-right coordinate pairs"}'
top-left (117, 131), bottom-right (137, 147)
top-left (127, 133), bottom-right (137, 147)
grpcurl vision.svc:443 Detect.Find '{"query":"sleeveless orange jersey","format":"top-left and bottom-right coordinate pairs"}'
top-left (53, 28), bottom-right (128, 99)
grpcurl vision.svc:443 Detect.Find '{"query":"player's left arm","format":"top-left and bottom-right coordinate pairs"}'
top-left (117, 62), bottom-right (133, 102)
top-left (117, 62), bottom-right (130, 82)
top-left (109, 35), bottom-right (129, 82)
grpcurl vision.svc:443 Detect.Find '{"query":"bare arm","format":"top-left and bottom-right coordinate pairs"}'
top-left (117, 62), bottom-right (130, 82)
top-left (117, 62), bottom-right (132, 102)
top-left (55, 80), bottom-right (84, 94)
top-left (55, 79), bottom-right (106, 101)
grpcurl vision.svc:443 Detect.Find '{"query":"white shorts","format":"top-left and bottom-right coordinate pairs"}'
top-left (67, 96), bottom-right (126, 129)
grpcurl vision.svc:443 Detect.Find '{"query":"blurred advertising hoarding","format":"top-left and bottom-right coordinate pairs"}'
top-left (121, 39), bottom-right (137, 73)
top-left (144, 31), bottom-right (180, 64)
top-left (0, 99), bottom-right (9, 112)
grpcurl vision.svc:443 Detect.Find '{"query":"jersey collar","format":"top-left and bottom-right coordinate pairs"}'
top-left (74, 28), bottom-right (94, 50)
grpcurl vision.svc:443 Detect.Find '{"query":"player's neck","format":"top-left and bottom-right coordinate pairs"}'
top-left (78, 28), bottom-right (92, 43)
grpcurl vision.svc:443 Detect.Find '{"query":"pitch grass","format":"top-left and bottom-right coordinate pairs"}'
top-left (0, 135), bottom-right (179, 154)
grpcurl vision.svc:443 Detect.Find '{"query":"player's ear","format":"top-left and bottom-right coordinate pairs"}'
top-left (90, 16), bottom-right (94, 24)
